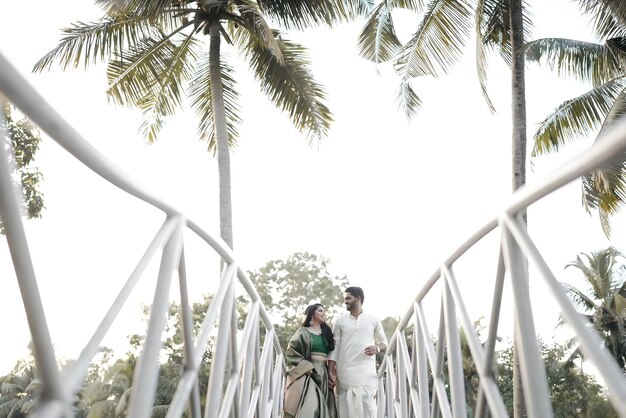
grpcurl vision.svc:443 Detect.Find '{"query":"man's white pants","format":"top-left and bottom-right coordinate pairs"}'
top-left (337, 385), bottom-right (377, 418)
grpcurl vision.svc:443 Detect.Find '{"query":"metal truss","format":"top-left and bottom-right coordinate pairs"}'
top-left (376, 119), bottom-right (626, 416)
top-left (0, 53), bottom-right (285, 418)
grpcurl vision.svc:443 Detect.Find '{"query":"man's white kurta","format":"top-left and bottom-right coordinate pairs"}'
top-left (328, 311), bottom-right (387, 391)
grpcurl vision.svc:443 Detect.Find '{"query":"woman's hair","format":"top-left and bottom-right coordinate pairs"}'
top-left (302, 303), bottom-right (335, 351)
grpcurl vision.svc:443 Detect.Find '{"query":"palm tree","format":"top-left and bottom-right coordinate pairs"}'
top-left (563, 246), bottom-right (626, 369)
top-left (33, 0), bottom-right (352, 250)
top-left (357, 0), bottom-right (532, 415)
top-left (525, 1), bottom-right (626, 237)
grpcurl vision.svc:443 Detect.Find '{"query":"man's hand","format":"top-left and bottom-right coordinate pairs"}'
top-left (364, 345), bottom-right (379, 356)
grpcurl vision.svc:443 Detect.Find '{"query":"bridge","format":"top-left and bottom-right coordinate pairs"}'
top-left (2, 50), bottom-right (626, 418)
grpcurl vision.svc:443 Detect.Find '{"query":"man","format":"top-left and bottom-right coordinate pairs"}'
top-left (328, 286), bottom-right (387, 417)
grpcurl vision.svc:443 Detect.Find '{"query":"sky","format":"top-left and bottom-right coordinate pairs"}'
top-left (1, 1), bottom-right (624, 375)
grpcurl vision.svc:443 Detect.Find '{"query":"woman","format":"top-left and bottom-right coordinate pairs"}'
top-left (283, 303), bottom-right (338, 418)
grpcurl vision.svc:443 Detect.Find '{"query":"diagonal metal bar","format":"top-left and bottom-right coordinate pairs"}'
top-left (396, 329), bottom-right (418, 416)
top-left (503, 214), bottom-right (626, 414)
top-left (64, 216), bottom-right (179, 391)
top-left (0, 111), bottom-right (66, 405)
top-left (385, 355), bottom-right (398, 418)
top-left (205, 270), bottom-right (237, 418)
top-left (414, 302), bottom-right (430, 418)
top-left (501, 221), bottom-right (553, 418)
top-left (396, 330), bottom-right (409, 418)
top-left (475, 247), bottom-right (506, 418)
top-left (166, 260), bottom-right (236, 418)
top-left (443, 265), bottom-right (508, 417)
top-left (176, 248), bottom-right (202, 418)
top-left (128, 217), bottom-right (184, 418)
top-left (238, 301), bottom-right (260, 415)
top-left (414, 300), bottom-right (451, 418)
top-left (377, 372), bottom-right (387, 418)
top-left (442, 269), bottom-right (467, 418)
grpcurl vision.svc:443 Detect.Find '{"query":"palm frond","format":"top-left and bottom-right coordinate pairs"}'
top-left (596, 85), bottom-right (626, 139)
top-left (33, 14), bottom-right (161, 72)
top-left (392, 0), bottom-right (425, 13)
top-left (114, 0), bottom-right (185, 18)
top-left (532, 78), bottom-right (626, 156)
top-left (95, 0), bottom-right (127, 13)
top-left (236, 30), bottom-right (333, 143)
top-left (578, 0), bottom-right (626, 39)
top-left (189, 52), bottom-right (241, 154)
top-left (581, 162), bottom-right (626, 237)
top-left (395, 0), bottom-right (473, 79)
top-left (525, 38), bottom-right (626, 86)
top-left (335, 0), bottom-right (376, 18)
top-left (106, 24), bottom-right (195, 106)
top-left (396, 77), bottom-right (422, 119)
top-left (479, 0), bottom-right (532, 67)
top-left (357, 1), bottom-right (403, 64)
top-left (134, 34), bottom-right (200, 142)
top-left (255, 0), bottom-right (347, 29)
top-left (560, 281), bottom-right (600, 312)
top-left (474, 0), bottom-right (496, 113)
top-left (233, 1), bottom-right (283, 64)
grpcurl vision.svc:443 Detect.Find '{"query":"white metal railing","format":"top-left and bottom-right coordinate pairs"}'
top-left (0, 52), bottom-right (285, 418)
top-left (377, 117), bottom-right (626, 416)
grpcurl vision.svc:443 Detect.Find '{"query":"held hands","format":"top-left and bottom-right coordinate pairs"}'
top-left (328, 373), bottom-right (336, 389)
top-left (327, 360), bottom-right (337, 389)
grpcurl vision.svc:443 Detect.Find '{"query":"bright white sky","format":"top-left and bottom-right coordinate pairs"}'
top-left (1, 1), bottom-right (624, 375)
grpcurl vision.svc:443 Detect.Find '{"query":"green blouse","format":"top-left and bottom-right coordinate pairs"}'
top-left (310, 333), bottom-right (329, 355)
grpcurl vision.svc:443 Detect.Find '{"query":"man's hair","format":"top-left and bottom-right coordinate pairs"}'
top-left (345, 286), bottom-right (364, 304)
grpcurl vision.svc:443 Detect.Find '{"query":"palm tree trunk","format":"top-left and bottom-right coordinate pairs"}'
top-left (209, 21), bottom-right (234, 250)
top-left (509, 0), bottom-right (527, 416)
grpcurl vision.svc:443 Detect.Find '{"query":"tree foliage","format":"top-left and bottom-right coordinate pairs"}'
top-left (526, 1), bottom-right (626, 236)
top-left (496, 341), bottom-right (617, 417)
top-left (247, 252), bottom-right (349, 349)
top-left (0, 103), bottom-right (44, 234)
top-left (562, 247), bottom-right (626, 370)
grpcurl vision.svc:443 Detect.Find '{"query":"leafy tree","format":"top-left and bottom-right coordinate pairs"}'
top-left (0, 358), bottom-right (40, 418)
top-left (33, 0), bottom-right (348, 250)
top-left (525, 1), bottom-right (626, 236)
top-left (496, 340), bottom-right (617, 417)
top-left (0, 102), bottom-right (44, 234)
top-left (247, 252), bottom-right (349, 349)
top-left (562, 246), bottom-right (626, 369)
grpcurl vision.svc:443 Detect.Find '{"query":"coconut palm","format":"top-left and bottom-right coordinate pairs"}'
top-left (357, 0), bottom-right (532, 415)
top-left (33, 0), bottom-right (356, 249)
top-left (563, 246), bottom-right (626, 369)
top-left (525, 1), bottom-right (626, 237)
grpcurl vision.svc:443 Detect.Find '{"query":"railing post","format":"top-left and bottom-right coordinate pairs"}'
top-left (501, 220), bottom-right (553, 418)
top-left (205, 265), bottom-right (236, 418)
top-left (0, 111), bottom-right (67, 413)
top-left (414, 303), bottom-right (429, 418)
top-left (127, 218), bottom-right (184, 418)
top-left (442, 268), bottom-right (467, 418)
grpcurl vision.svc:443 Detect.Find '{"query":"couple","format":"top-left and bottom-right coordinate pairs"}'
top-left (284, 286), bottom-right (388, 418)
